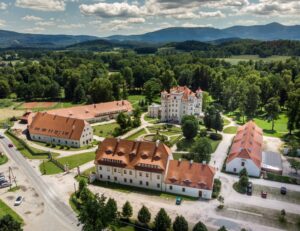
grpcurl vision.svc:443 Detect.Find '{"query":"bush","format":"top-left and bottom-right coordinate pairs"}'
top-left (209, 133), bottom-right (223, 141)
top-left (265, 172), bottom-right (298, 185)
top-left (199, 129), bottom-right (207, 137)
top-left (217, 204), bottom-right (224, 209)
top-left (212, 179), bottom-right (222, 199)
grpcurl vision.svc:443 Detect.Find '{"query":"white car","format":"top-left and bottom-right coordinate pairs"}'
top-left (14, 196), bottom-right (23, 206)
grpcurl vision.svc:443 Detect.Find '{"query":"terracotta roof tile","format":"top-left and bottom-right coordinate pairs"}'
top-left (165, 160), bottom-right (216, 190)
top-left (28, 112), bottom-right (87, 140)
top-left (227, 121), bottom-right (263, 168)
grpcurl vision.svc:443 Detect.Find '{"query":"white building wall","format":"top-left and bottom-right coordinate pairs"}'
top-left (226, 158), bottom-right (261, 177)
top-left (165, 184), bottom-right (212, 199)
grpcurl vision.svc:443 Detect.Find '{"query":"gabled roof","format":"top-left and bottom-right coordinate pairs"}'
top-left (165, 160), bottom-right (216, 190)
top-left (28, 112), bottom-right (87, 141)
top-left (227, 121), bottom-right (263, 168)
top-left (95, 138), bottom-right (172, 172)
top-left (162, 86), bottom-right (201, 100)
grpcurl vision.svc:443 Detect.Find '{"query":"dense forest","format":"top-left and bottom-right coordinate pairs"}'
top-left (0, 49), bottom-right (299, 134)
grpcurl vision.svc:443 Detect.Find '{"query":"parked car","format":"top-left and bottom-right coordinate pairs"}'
top-left (14, 196), bottom-right (23, 206)
top-left (0, 134), bottom-right (4, 139)
top-left (261, 191), bottom-right (267, 198)
top-left (8, 143), bottom-right (13, 148)
top-left (246, 182), bottom-right (253, 195)
top-left (280, 187), bottom-right (287, 195)
top-left (175, 196), bottom-right (182, 205)
top-left (0, 182), bottom-right (11, 188)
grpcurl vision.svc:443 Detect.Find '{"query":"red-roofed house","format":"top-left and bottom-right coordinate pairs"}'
top-left (226, 121), bottom-right (263, 177)
top-left (148, 86), bottom-right (203, 123)
top-left (95, 138), bottom-right (216, 199)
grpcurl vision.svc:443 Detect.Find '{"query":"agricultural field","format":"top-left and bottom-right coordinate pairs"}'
top-left (220, 55), bottom-right (291, 65)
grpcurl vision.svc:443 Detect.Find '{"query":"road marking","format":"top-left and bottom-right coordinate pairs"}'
top-left (227, 208), bottom-right (263, 217)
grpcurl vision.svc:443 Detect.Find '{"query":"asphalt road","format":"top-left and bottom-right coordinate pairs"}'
top-left (0, 134), bottom-right (80, 231)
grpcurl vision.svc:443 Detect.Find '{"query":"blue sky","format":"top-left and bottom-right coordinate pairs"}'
top-left (0, 0), bottom-right (299, 36)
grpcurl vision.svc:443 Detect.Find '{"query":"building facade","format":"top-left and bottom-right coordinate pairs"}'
top-left (95, 138), bottom-right (215, 199)
top-left (226, 121), bottom-right (263, 177)
top-left (28, 112), bottom-right (93, 147)
top-left (148, 86), bottom-right (203, 123)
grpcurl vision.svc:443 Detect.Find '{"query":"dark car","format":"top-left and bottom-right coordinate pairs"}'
top-left (175, 196), bottom-right (182, 205)
top-left (8, 143), bottom-right (13, 148)
top-left (246, 182), bottom-right (253, 195)
top-left (280, 187), bottom-right (287, 195)
top-left (261, 191), bottom-right (267, 198)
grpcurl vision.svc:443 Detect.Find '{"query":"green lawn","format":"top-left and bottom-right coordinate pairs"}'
top-left (92, 122), bottom-right (119, 137)
top-left (147, 124), bottom-right (182, 136)
top-left (110, 224), bottom-right (135, 231)
top-left (221, 55), bottom-right (291, 65)
top-left (223, 126), bottom-right (238, 134)
top-left (144, 114), bottom-right (159, 123)
top-left (223, 118), bottom-right (231, 126)
top-left (127, 95), bottom-right (145, 106)
top-left (176, 136), bottom-right (221, 152)
top-left (126, 129), bottom-right (147, 141)
top-left (0, 199), bottom-right (24, 224)
top-left (39, 151), bottom-right (96, 175)
top-left (5, 131), bottom-right (59, 159)
top-left (30, 139), bottom-right (97, 151)
top-left (82, 166), bottom-right (96, 177)
top-left (0, 155), bottom-right (8, 165)
top-left (0, 99), bottom-right (15, 108)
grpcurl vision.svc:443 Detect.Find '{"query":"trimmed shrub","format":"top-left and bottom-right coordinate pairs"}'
top-left (209, 133), bottom-right (223, 141)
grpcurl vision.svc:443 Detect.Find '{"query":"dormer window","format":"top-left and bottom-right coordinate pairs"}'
top-left (105, 149), bottom-right (113, 154)
top-left (117, 151), bottom-right (124, 156)
top-left (141, 153), bottom-right (149, 159)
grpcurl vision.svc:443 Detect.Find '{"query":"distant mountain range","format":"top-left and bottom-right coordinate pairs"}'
top-left (1, 22), bottom-right (300, 49)
top-left (106, 23), bottom-right (300, 43)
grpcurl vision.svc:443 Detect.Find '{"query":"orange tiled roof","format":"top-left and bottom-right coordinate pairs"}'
top-left (28, 112), bottom-right (87, 141)
top-left (227, 121), bottom-right (263, 168)
top-left (95, 138), bottom-right (172, 172)
top-left (46, 100), bottom-right (132, 121)
top-left (162, 86), bottom-right (199, 100)
top-left (165, 160), bottom-right (216, 190)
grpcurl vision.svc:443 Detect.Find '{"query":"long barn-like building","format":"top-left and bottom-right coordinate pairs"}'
top-left (95, 138), bottom-right (216, 199)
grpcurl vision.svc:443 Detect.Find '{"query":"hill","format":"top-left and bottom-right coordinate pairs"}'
top-left (107, 23), bottom-right (300, 43)
top-left (0, 29), bottom-right (98, 49)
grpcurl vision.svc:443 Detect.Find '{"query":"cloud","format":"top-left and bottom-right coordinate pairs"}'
top-left (58, 23), bottom-right (84, 29)
top-left (24, 27), bottom-right (45, 33)
top-left (0, 2), bottom-right (7, 10)
top-left (0, 19), bottom-right (5, 27)
top-left (94, 17), bottom-right (146, 32)
top-left (182, 22), bottom-right (213, 27)
top-left (22, 15), bottom-right (43, 21)
top-left (79, 2), bottom-right (142, 18)
top-left (36, 21), bottom-right (56, 26)
top-left (15, 0), bottom-right (66, 11)
top-left (241, 0), bottom-right (300, 16)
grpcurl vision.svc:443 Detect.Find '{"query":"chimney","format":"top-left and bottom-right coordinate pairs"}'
top-left (156, 140), bottom-right (160, 147)
top-left (122, 100), bottom-right (124, 106)
top-left (202, 161), bottom-right (206, 165)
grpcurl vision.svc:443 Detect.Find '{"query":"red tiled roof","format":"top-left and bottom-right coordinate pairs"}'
top-left (165, 160), bottom-right (216, 190)
top-left (227, 121), bottom-right (263, 168)
top-left (95, 138), bottom-right (172, 172)
top-left (28, 112), bottom-right (87, 140)
top-left (162, 86), bottom-right (200, 100)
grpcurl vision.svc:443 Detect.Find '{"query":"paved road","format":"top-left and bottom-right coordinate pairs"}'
top-left (0, 135), bottom-right (80, 231)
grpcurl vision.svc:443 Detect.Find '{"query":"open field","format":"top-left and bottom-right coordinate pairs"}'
top-left (0, 199), bottom-right (24, 224)
top-left (220, 55), bottom-right (291, 65)
top-left (93, 122), bottom-right (119, 137)
top-left (40, 151), bottom-right (96, 175)
top-left (15, 101), bottom-right (82, 112)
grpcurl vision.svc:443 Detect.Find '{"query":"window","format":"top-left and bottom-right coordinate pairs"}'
top-left (139, 172), bottom-right (142, 177)
top-left (146, 173), bottom-right (149, 178)
top-left (107, 167), bottom-right (110, 172)
top-left (157, 184), bottom-right (160, 188)
top-left (129, 171), bottom-right (132, 175)
top-left (108, 176), bottom-right (110, 180)
top-left (114, 168), bottom-right (116, 173)
top-left (233, 168), bottom-right (237, 172)
top-left (169, 186), bottom-right (173, 190)
top-left (140, 181), bottom-right (143, 185)
top-left (99, 166), bottom-right (102, 170)
top-left (130, 179), bottom-right (133, 183)
top-left (182, 188), bottom-right (185, 192)
top-left (124, 170), bottom-right (127, 174)
top-left (146, 182), bottom-right (149, 186)
top-left (124, 178), bottom-right (127, 183)
top-left (100, 174), bottom-right (102, 179)
top-left (114, 177), bottom-right (117, 181)
top-left (157, 175), bottom-right (160, 180)
top-left (241, 162), bottom-right (245, 167)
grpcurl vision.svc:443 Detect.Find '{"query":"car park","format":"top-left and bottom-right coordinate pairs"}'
top-left (280, 187), bottom-right (287, 195)
top-left (176, 196), bottom-right (182, 205)
top-left (14, 196), bottom-right (23, 206)
top-left (246, 182), bottom-right (253, 195)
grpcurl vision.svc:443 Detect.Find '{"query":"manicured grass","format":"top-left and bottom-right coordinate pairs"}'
top-left (0, 155), bottom-right (8, 165)
top-left (93, 122), bottom-right (119, 137)
top-left (5, 131), bottom-right (59, 159)
top-left (147, 124), bottom-right (182, 136)
top-left (0, 199), bottom-right (24, 224)
top-left (127, 95), bottom-right (145, 106)
top-left (223, 118), bottom-right (231, 126)
top-left (223, 126), bottom-right (238, 134)
top-left (110, 224), bottom-right (135, 231)
top-left (30, 139), bottom-right (97, 151)
top-left (176, 136), bottom-right (221, 152)
top-left (144, 114), bottom-right (159, 123)
top-left (126, 129), bottom-right (147, 141)
top-left (221, 55), bottom-right (291, 65)
top-left (39, 151), bottom-right (96, 175)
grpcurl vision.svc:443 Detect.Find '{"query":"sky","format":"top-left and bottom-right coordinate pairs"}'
top-left (0, 0), bottom-right (299, 37)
